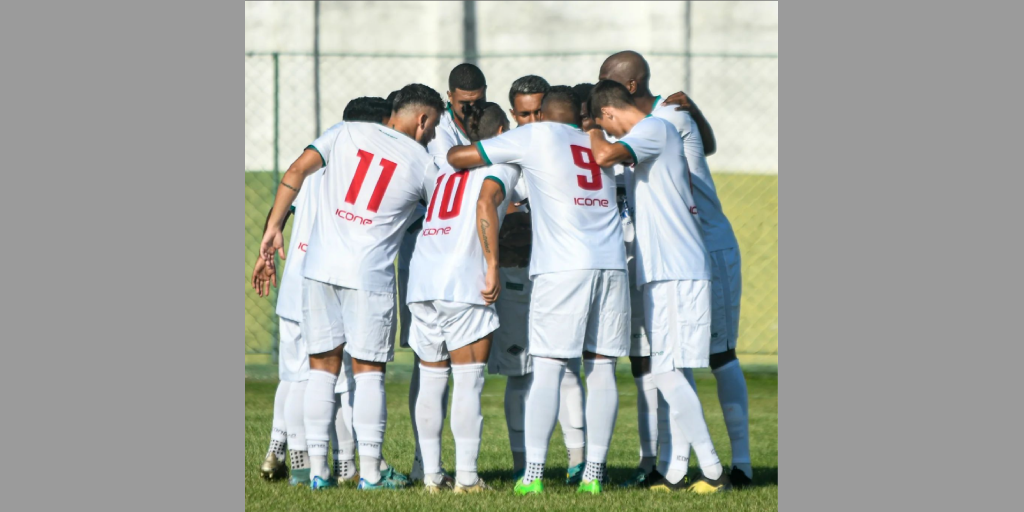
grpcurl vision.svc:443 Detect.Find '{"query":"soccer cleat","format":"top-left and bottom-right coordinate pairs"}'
top-left (288, 468), bottom-right (311, 487)
top-left (619, 467), bottom-right (654, 488)
top-left (644, 471), bottom-right (690, 492)
top-left (423, 473), bottom-right (455, 494)
top-left (686, 471), bottom-right (733, 494)
top-left (381, 467), bottom-right (410, 488)
top-left (729, 466), bottom-right (753, 489)
top-left (454, 477), bottom-right (492, 494)
top-left (577, 479), bottom-right (602, 495)
top-left (357, 477), bottom-right (405, 490)
top-left (514, 477), bottom-right (543, 495)
top-left (565, 462), bottom-right (585, 485)
top-left (310, 475), bottom-right (336, 490)
top-left (260, 453), bottom-right (288, 481)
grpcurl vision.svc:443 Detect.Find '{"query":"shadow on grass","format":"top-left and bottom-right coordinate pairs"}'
top-left (480, 465), bottom-right (778, 488)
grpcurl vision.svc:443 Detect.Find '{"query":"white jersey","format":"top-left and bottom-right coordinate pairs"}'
top-left (477, 122), bottom-right (625, 277)
top-left (407, 162), bottom-right (520, 305)
top-left (652, 96), bottom-right (738, 251)
top-left (302, 121), bottom-right (437, 293)
top-left (276, 171), bottom-right (323, 322)
top-left (619, 115), bottom-right (711, 286)
top-left (426, 104), bottom-right (472, 170)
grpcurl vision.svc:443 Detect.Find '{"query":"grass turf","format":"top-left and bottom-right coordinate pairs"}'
top-left (245, 355), bottom-right (778, 511)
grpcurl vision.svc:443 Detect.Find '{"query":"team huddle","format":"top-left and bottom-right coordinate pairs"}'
top-left (252, 50), bottom-right (751, 496)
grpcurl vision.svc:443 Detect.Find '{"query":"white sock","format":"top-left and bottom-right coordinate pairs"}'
top-left (268, 381), bottom-right (290, 458)
top-left (656, 392), bottom-right (671, 475)
top-left (655, 369), bottom-right (722, 480)
top-left (452, 363), bottom-right (486, 487)
top-left (303, 370), bottom-right (337, 480)
top-left (415, 364), bottom-right (450, 476)
top-left (505, 374), bottom-right (531, 472)
top-left (582, 359), bottom-right (618, 473)
top-left (524, 357), bottom-right (566, 479)
top-left (409, 361), bottom-right (421, 463)
top-left (353, 371), bottom-right (387, 484)
top-left (332, 392), bottom-right (356, 476)
top-left (285, 380), bottom-right (308, 452)
top-left (559, 359), bottom-right (586, 466)
top-left (634, 373), bottom-right (658, 463)
top-left (713, 360), bottom-right (751, 476)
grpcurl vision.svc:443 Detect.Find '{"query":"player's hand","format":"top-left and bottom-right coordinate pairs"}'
top-left (663, 91), bottom-right (697, 111)
top-left (481, 267), bottom-right (501, 305)
top-left (259, 228), bottom-right (286, 269)
top-left (251, 255), bottom-right (278, 297)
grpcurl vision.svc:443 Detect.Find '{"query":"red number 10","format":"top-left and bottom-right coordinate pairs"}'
top-left (426, 170), bottom-right (470, 221)
top-left (345, 149), bottom-right (397, 213)
top-left (571, 145), bottom-right (602, 190)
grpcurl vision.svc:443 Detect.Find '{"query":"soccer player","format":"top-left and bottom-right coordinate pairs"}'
top-left (406, 102), bottom-right (520, 494)
top-left (491, 75), bottom-right (589, 484)
top-left (600, 50), bottom-right (751, 488)
top-left (405, 63), bottom-right (488, 482)
top-left (588, 79), bottom-right (730, 493)
top-left (448, 86), bottom-right (628, 496)
top-left (259, 83), bottom-right (445, 490)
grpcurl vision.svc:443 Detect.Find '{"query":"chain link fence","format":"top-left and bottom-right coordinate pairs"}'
top-left (244, 52), bottom-right (778, 364)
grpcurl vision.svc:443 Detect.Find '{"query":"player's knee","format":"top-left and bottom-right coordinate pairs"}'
top-left (709, 349), bottom-right (738, 370)
top-left (629, 355), bottom-right (651, 377)
top-left (351, 358), bottom-right (387, 374)
top-left (419, 359), bottom-right (450, 369)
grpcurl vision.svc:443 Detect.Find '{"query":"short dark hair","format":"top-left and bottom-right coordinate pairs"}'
top-left (448, 63), bottom-right (487, 93)
top-left (391, 83), bottom-right (445, 116)
top-left (587, 79), bottom-right (636, 118)
top-left (508, 75), bottom-right (550, 107)
top-left (463, 102), bottom-right (508, 142)
top-left (541, 85), bottom-right (581, 115)
top-left (572, 83), bottom-right (595, 106)
top-left (343, 96), bottom-right (391, 123)
top-left (385, 89), bottom-right (400, 108)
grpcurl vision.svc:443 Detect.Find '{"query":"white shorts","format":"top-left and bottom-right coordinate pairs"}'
top-left (396, 267), bottom-right (412, 348)
top-left (644, 279), bottom-right (712, 374)
top-left (334, 351), bottom-right (355, 394)
top-left (408, 300), bottom-right (499, 363)
top-left (278, 318), bottom-right (310, 382)
top-left (301, 278), bottom-right (396, 363)
top-left (490, 297), bottom-right (531, 376)
top-left (709, 247), bottom-right (742, 355)
top-left (529, 269), bottom-right (630, 359)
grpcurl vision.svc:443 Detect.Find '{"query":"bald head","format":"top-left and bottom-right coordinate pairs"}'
top-left (598, 50), bottom-right (651, 96)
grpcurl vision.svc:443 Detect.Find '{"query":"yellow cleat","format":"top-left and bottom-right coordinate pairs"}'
top-left (686, 472), bottom-right (733, 494)
top-left (454, 478), bottom-right (492, 494)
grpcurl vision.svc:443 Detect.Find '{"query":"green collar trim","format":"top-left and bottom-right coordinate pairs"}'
top-left (567, 123), bottom-right (580, 129)
top-left (652, 95), bottom-right (663, 110)
top-left (446, 103), bottom-right (469, 139)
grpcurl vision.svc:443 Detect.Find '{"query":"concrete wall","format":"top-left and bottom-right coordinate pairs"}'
top-left (244, 1), bottom-right (778, 173)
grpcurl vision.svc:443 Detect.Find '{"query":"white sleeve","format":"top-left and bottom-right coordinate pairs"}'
top-left (419, 160), bottom-right (440, 205)
top-left (618, 117), bottom-right (666, 165)
top-left (483, 164), bottom-right (521, 202)
top-left (307, 122), bottom-right (345, 167)
top-left (427, 125), bottom-right (458, 169)
top-left (477, 124), bottom-right (534, 166)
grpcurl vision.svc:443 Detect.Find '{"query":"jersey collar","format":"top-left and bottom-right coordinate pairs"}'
top-left (445, 102), bottom-right (470, 140)
top-left (651, 94), bottom-right (663, 110)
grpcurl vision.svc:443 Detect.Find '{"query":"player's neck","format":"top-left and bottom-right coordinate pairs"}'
top-left (621, 108), bottom-right (648, 132)
top-left (388, 120), bottom-right (418, 141)
top-left (633, 91), bottom-right (657, 115)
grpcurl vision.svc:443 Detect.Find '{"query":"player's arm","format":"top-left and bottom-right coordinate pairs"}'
top-left (589, 129), bottom-right (634, 167)
top-left (662, 91), bottom-right (717, 156)
top-left (447, 144), bottom-right (486, 169)
top-left (476, 178), bottom-right (506, 304)
top-left (252, 204), bottom-right (295, 295)
top-left (259, 149), bottom-right (322, 263)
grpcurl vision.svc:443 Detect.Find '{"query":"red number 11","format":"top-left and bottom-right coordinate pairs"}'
top-left (345, 149), bottom-right (397, 213)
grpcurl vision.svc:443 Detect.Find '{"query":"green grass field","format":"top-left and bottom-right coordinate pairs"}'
top-left (245, 353), bottom-right (778, 511)
top-left (244, 171), bottom-right (779, 364)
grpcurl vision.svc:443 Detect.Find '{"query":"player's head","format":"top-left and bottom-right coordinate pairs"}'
top-left (447, 63), bottom-right (487, 122)
top-left (588, 79), bottom-right (641, 138)
top-left (539, 85), bottom-right (582, 127)
top-left (384, 89), bottom-right (401, 124)
top-left (463, 102), bottom-right (509, 143)
top-left (508, 75), bottom-right (549, 127)
top-left (342, 96), bottom-right (391, 124)
top-left (390, 83), bottom-right (445, 146)
top-left (598, 50), bottom-right (651, 96)
top-left (573, 83), bottom-right (596, 131)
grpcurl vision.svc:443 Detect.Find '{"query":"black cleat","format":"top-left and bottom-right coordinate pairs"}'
top-left (686, 471), bottom-right (733, 494)
top-left (729, 466), bottom-right (753, 489)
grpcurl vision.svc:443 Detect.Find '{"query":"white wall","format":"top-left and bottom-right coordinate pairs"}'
top-left (245, 1), bottom-right (778, 173)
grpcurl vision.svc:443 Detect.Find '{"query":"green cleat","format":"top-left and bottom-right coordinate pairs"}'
top-left (358, 477), bottom-right (406, 490)
top-left (577, 479), bottom-right (602, 494)
top-left (310, 475), bottom-right (336, 490)
top-left (566, 462), bottom-right (585, 485)
top-left (288, 468), bottom-right (311, 487)
top-left (381, 467), bottom-right (410, 488)
top-left (514, 477), bottom-right (544, 495)
top-left (620, 467), bottom-right (654, 488)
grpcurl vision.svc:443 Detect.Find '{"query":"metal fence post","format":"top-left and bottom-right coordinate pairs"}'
top-left (463, 1), bottom-right (477, 66)
top-left (272, 51), bottom-right (281, 363)
top-left (684, 0), bottom-right (692, 93)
